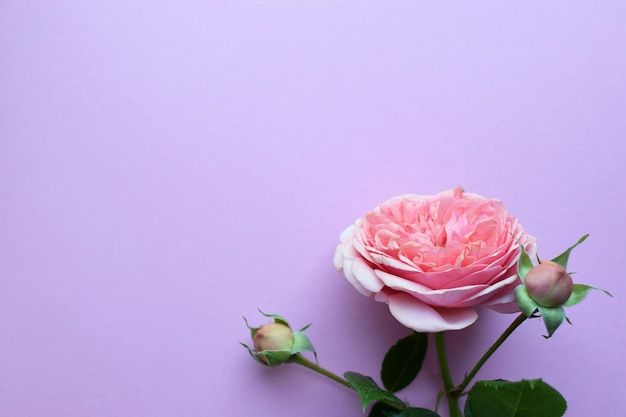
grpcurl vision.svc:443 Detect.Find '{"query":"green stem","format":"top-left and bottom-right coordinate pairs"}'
top-left (291, 355), bottom-right (404, 411)
top-left (291, 354), bottom-right (352, 388)
top-left (451, 313), bottom-right (527, 397)
top-left (435, 333), bottom-right (462, 417)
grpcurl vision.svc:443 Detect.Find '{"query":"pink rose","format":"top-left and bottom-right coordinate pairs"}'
top-left (333, 188), bottom-right (536, 332)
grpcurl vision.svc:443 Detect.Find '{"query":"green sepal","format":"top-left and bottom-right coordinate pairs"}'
top-left (240, 342), bottom-right (268, 366)
top-left (258, 309), bottom-right (291, 327)
top-left (242, 316), bottom-right (260, 339)
top-left (515, 285), bottom-right (538, 317)
top-left (550, 234), bottom-right (588, 270)
top-left (244, 310), bottom-right (293, 339)
top-left (291, 330), bottom-right (317, 362)
top-left (255, 349), bottom-right (292, 366)
top-left (517, 243), bottom-right (534, 283)
top-left (564, 283), bottom-right (613, 307)
top-left (537, 305), bottom-right (566, 338)
top-left (298, 322), bottom-right (313, 332)
top-left (465, 379), bottom-right (567, 417)
top-left (344, 371), bottom-right (406, 412)
top-left (381, 332), bottom-right (428, 393)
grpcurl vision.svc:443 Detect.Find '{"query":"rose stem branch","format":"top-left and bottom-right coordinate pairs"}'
top-left (290, 355), bottom-right (351, 388)
top-left (451, 313), bottom-right (527, 398)
top-left (291, 355), bottom-right (404, 411)
top-left (435, 333), bottom-right (462, 417)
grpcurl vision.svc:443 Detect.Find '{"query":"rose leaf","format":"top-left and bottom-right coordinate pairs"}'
top-left (381, 332), bottom-right (428, 393)
top-left (465, 379), bottom-right (567, 417)
top-left (344, 372), bottom-right (406, 412)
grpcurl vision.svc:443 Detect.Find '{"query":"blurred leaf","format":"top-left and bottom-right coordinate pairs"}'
top-left (369, 402), bottom-right (396, 417)
top-left (344, 372), bottom-right (406, 412)
top-left (466, 379), bottom-right (567, 417)
top-left (551, 234), bottom-right (588, 270)
top-left (381, 332), bottom-right (428, 393)
top-left (383, 407), bottom-right (442, 417)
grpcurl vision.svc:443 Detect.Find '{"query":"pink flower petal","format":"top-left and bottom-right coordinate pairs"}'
top-left (352, 257), bottom-right (384, 293)
top-left (334, 188), bottom-right (538, 333)
top-left (454, 273), bottom-right (519, 307)
top-left (339, 255), bottom-right (371, 297)
top-left (375, 270), bottom-right (487, 307)
top-left (387, 292), bottom-right (478, 332)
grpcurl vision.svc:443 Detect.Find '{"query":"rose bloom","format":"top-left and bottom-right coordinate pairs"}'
top-left (334, 188), bottom-right (536, 332)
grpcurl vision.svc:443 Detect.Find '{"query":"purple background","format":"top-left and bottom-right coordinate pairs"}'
top-left (2, 2), bottom-right (625, 416)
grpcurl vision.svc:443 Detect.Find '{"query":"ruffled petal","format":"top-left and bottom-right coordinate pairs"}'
top-left (453, 273), bottom-right (519, 307)
top-left (387, 292), bottom-right (478, 332)
top-left (375, 270), bottom-right (486, 307)
top-left (352, 257), bottom-right (384, 293)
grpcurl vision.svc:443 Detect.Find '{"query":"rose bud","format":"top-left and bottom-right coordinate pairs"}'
top-left (524, 260), bottom-right (574, 308)
top-left (242, 312), bottom-right (316, 367)
top-left (252, 322), bottom-right (295, 365)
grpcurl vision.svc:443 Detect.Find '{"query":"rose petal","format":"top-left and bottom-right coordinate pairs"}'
top-left (339, 224), bottom-right (356, 243)
top-left (333, 244), bottom-right (344, 271)
top-left (387, 292), bottom-right (478, 332)
top-left (375, 270), bottom-right (487, 307)
top-left (453, 273), bottom-right (519, 308)
top-left (335, 244), bottom-right (372, 297)
top-left (487, 300), bottom-right (520, 313)
top-left (334, 188), bottom-right (538, 333)
top-left (352, 257), bottom-right (385, 293)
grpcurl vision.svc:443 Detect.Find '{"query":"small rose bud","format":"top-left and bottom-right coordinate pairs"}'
top-left (524, 260), bottom-right (574, 308)
top-left (242, 312), bottom-right (316, 367)
top-left (253, 322), bottom-right (294, 364)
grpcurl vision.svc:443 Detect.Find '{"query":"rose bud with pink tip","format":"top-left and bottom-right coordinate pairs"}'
top-left (253, 322), bottom-right (295, 365)
top-left (524, 260), bottom-right (574, 308)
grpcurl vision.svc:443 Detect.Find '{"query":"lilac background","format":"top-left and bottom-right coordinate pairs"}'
top-left (2, 2), bottom-right (625, 416)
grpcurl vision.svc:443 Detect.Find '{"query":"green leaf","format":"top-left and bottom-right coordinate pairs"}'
top-left (515, 285), bottom-right (538, 317)
top-left (381, 332), bottom-right (428, 393)
top-left (517, 243), bottom-right (534, 283)
top-left (537, 306), bottom-right (566, 338)
top-left (344, 372), bottom-right (406, 412)
top-left (369, 402), bottom-right (396, 417)
top-left (466, 379), bottom-right (567, 417)
top-left (564, 283), bottom-right (613, 307)
top-left (551, 234), bottom-right (588, 270)
top-left (382, 407), bottom-right (442, 417)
